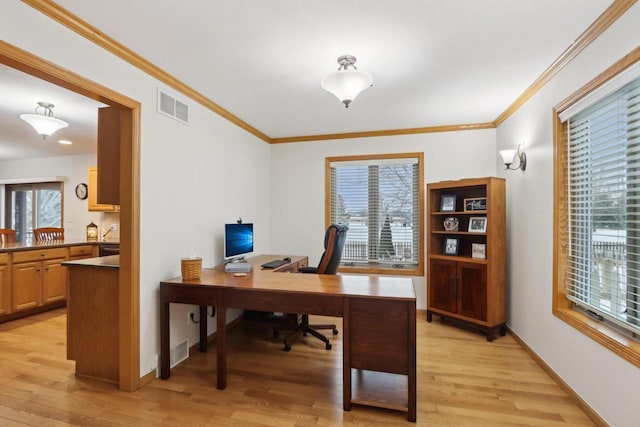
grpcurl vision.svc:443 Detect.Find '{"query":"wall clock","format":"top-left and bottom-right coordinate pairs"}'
top-left (75, 183), bottom-right (88, 200)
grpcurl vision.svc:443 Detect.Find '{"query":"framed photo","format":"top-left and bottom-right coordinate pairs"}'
top-left (444, 237), bottom-right (459, 255)
top-left (464, 197), bottom-right (487, 212)
top-left (472, 243), bottom-right (486, 259)
top-left (468, 217), bottom-right (487, 233)
top-left (440, 194), bottom-right (457, 212)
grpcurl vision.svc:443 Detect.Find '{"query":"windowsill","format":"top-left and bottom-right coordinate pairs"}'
top-left (339, 264), bottom-right (423, 277)
top-left (553, 306), bottom-right (640, 368)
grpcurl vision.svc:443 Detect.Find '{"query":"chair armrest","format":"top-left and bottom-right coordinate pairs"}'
top-left (299, 266), bottom-right (318, 274)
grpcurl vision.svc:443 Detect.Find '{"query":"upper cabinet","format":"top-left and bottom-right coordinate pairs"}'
top-left (97, 106), bottom-right (121, 206)
top-left (88, 167), bottom-right (119, 212)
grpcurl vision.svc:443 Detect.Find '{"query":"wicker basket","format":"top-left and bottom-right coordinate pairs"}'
top-left (181, 257), bottom-right (202, 280)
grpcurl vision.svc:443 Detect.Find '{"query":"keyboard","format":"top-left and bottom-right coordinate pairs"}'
top-left (261, 259), bottom-right (288, 269)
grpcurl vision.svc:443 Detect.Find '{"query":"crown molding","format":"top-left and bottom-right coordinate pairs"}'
top-left (270, 122), bottom-right (496, 144)
top-left (494, 0), bottom-right (637, 126)
top-left (21, 0), bottom-right (271, 143)
top-left (22, 0), bottom-right (636, 143)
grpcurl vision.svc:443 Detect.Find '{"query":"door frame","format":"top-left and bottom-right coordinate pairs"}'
top-left (0, 40), bottom-right (141, 391)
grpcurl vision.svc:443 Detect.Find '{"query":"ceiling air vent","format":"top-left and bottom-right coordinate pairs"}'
top-left (157, 89), bottom-right (189, 124)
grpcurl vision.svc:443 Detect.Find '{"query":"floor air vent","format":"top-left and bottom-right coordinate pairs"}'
top-left (157, 89), bottom-right (189, 124)
top-left (170, 339), bottom-right (189, 368)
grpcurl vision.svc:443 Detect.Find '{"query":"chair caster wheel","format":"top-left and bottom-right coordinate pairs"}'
top-left (325, 343), bottom-right (332, 350)
top-left (332, 329), bottom-right (339, 335)
top-left (283, 343), bottom-right (291, 352)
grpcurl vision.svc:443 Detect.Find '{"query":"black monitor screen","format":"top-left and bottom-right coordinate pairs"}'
top-left (224, 223), bottom-right (254, 259)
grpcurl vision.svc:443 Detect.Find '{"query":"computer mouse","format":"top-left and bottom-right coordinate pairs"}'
top-left (284, 257), bottom-right (291, 262)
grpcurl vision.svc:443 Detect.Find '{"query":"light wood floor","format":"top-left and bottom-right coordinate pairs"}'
top-left (0, 309), bottom-right (595, 426)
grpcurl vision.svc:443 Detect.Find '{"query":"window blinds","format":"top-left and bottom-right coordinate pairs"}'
top-left (565, 77), bottom-right (640, 335)
top-left (329, 157), bottom-right (419, 266)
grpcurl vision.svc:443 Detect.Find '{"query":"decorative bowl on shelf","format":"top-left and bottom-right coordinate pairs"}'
top-left (443, 217), bottom-right (459, 231)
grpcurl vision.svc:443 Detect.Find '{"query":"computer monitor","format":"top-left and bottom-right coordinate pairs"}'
top-left (224, 223), bottom-right (254, 261)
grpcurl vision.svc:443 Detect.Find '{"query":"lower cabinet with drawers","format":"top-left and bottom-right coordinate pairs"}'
top-left (12, 247), bottom-right (68, 311)
top-left (0, 243), bottom-right (98, 323)
top-left (0, 253), bottom-right (10, 316)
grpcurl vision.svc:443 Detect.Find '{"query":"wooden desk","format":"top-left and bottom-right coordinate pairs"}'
top-left (159, 255), bottom-right (417, 421)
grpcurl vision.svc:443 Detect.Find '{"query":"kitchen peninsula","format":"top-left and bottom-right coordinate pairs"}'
top-left (63, 255), bottom-right (120, 382)
top-left (0, 240), bottom-right (99, 322)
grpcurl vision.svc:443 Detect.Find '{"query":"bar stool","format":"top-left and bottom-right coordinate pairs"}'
top-left (0, 228), bottom-right (16, 244)
top-left (33, 227), bottom-right (65, 242)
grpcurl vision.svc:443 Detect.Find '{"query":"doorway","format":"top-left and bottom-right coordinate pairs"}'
top-left (0, 40), bottom-right (141, 391)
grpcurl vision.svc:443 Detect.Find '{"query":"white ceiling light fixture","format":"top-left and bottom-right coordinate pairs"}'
top-left (321, 55), bottom-right (373, 108)
top-left (20, 102), bottom-right (69, 139)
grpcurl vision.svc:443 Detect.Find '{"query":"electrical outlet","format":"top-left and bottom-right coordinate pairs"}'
top-left (111, 223), bottom-right (118, 231)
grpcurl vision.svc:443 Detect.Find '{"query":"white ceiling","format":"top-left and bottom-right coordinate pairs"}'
top-left (1, 0), bottom-right (615, 159)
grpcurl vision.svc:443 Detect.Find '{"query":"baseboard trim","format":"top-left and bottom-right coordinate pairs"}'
top-left (139, 369), bottom-right (156, 387)
top-left (507, 327), bottom-right (609, 427)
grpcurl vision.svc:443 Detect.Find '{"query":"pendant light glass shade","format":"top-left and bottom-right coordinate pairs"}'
top-left (321, 55), bottom-right (373, 108)
top-left (20, 102), bottom-right (68, 139)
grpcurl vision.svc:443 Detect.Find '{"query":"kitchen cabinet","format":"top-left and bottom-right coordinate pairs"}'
top-left (0, 253), bottom-right (10, 315)
top-left (65, 256), bottom-right (119, 382)
top-left (12, 248), bottom-right (68, 311)
top-left (88, 167), bottom-right (119, 212)
top-left (426, 177), bottom-right (506, 341)
top-left (97, 106), bottom-right (121, 206)
top-left (69, 245), bottom-right (97, 260)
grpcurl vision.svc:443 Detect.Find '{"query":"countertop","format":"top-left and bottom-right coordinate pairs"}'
top-left (62, 254), bottom-right (120, 269)
top-left (0, 240), bottom-right (119, 253)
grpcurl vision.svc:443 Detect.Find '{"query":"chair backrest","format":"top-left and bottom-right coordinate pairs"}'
top-left (315, 224), bottom-right (349, 275)
top-left (0, 228), bottom-right (16, 244)
top-left (33, 227), bottom-right (65, 242)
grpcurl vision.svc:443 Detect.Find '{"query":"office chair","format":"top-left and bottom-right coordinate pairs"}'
top-left (33, 227), bottom-right (65, 242)
top-left (280, 223), bottom-right (349, 351)
top-left (0, 228), bottom-right (16, 244)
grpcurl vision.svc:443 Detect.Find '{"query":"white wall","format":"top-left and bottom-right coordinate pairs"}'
top-left (270, 130), bottom-right (497, 308)
top-left (1, 2), bottom-right (271, 377)
top-left (0, 154), bottom-right (97, 239)
top-left (496, 4), bottom-right (640, 427)
top-left (4, 4), bottom-right (638, 425)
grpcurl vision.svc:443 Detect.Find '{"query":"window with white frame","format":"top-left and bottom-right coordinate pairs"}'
top-left (326, 153), bottom-right (423, 275)
top-left (557, 64), bottom-right (640, 342)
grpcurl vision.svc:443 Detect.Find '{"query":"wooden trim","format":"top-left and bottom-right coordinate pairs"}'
top-left (555, 44), bottom-right (640, 113)
top-left (507, 327), bottom-right (609, 427)
top-left (553, 46), bottom-right (640, 369)
top-left (271, 122), bottom-right (495, 144)
top-left (325, 152), bottom-right (424, 276)
top-left (21, 0), bottom-right (635, 144)
top-left (21, 0), bottom-right (271, 143)
top-left (0, 40), bottom-right (141, 391)
top-left (495, 0), bottom-right (637, 126)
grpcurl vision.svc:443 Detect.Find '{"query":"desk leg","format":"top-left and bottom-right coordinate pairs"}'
top-left (216, 294), bottom-right (227, 390)
top-left (342, 298), bottom-right (351, 411)
top-left (159, 288), bottom-right (170, 379)
top-left (408, 302), bottom-right (417, 422)
top-left (199, 305), bottom-right (207, 352)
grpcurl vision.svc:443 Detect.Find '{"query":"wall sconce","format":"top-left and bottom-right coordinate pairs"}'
top-left (499, 143), bottom-right (527, 171)
top-left (86, 222), bottom-right (98, 241)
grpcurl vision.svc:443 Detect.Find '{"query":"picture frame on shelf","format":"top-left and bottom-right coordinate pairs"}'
top-left (440, 194), bottom-right (457, 212)
top-left (444, 237), bottom-right (459, 255)
top-left (464, 197), bottom-right (487, 211)
top-left (468, 217), bottom-right (487, 233)
top-left (472, 243), bottom-right (486, 259)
